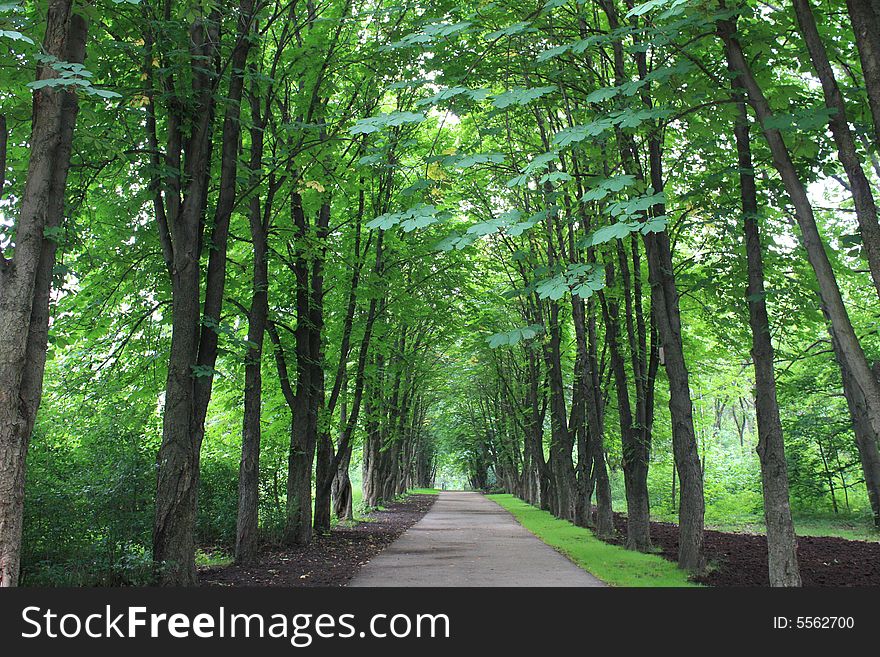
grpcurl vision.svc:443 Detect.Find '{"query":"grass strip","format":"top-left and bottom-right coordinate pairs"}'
top-left (487, 494), bottom-right (701, 587)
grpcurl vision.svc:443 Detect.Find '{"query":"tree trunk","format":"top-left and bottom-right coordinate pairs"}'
top-left (846, 0), bottom-right (880, 153)
top-left (585, 297), bottom-right (614, 537)
top-left (721, 18), bottom-right (880, 529)
top-left (283, 195), bottom-right (324, 544)
top-left (0, 1), bottom-right (85, 586)
top-left (793, 0), bottom-right (880, 300)
top-left (601, 0), bottom-right (703, 569)
top-left (153, 4), bottom-right (254, 584)
top-left (601, 273), bottom-right (651, 551)
top-left (544, 300), bottom-right (576, 521)
top-left (313, 435), bottom-right (333, 532)
top-left (642, 231), bottom-right (704, 571)
top-left (829, 330), bottom-right (880, 526)
top-left (731, 80), bottom-right (801, 586)
top-left (234, 93), bottom-right (272, 565)
top-left (331, 440), bottom-right (354, 521)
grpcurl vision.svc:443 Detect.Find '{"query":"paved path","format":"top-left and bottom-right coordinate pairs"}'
top-left (348, 491), bottom-right (605, 587)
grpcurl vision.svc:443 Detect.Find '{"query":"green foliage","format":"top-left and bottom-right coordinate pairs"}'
top-left (487, 324), bottom-right (543, 348)
top-left (10, 0), bottom-right (880, 588)
top-left (29, 55), bottom-right (121, 98)
top-left (491, 86), bottom-right (556, 109)
top-left (367, 204), bottom-right (450, 231)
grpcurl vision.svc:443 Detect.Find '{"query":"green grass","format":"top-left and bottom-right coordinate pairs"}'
top-left (407, 487), bottom-right (440, 495)
top-left (700, 514), bottom-right (880, 542)
top-left (330, 485), bottom-right (374, 527)
top-left (195, 548), bottom-right (233, 568)
top-left (487, 494), bottom-right (700, 587)
top-left (644, 505), bottom-right (879, 542)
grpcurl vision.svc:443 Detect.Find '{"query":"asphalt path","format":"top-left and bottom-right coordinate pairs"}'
top-left (348, 491), bottom-right (606, 587)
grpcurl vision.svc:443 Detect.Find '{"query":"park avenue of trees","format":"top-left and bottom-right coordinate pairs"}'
top-left (1, 0), bottom-right (879, 587)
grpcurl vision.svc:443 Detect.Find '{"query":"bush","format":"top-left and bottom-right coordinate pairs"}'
top-left (21, 424), bottom-right (156, 586)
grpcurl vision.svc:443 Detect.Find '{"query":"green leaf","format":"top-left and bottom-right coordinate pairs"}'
top-left (536, 275), bottom-right (568, 300)
top-left (487, 324), bottom-right (544, 349)
top-left (604, 174), bottom-right (637, 192)
top-left (492, 86), bottom-right (556, 109)
top-left (486, 22), bottom-right (533, 39)
top-left (571, 265), bottom-right (606, 298)
top-left (442, 152), bottom-right (505, 168)
top-left (191, 364), bottom-right (220, 379)
top-left (0, 29), bottom-right (34, 44)
top-left (524, 151), bottom-right (559, 174)
top-left (585, 86), bottom-right (619, 104)
top-left (349, 111), bottom-right (426, 135)
top-left (368, 204), bottom-right (448, 232)
top-left (536, 44), bottom-right (571, 62)
top-left (91, 88), bottom-right (122, 99)
top-left (612, 107), bottom-right (671, 129)
top-left (581, 187), bottom-right (609, 202)
top-left (584, 222), bottom-right (638, 247)
top-left (416, 86), bottom-right (468, 107)
top-left (607, 191), bottom-right (666, 217)
top-left (640, 216), bottom-right (668, 234)
top-left (422, 21), bottom-right (473, 37)
top-left (539, 171), bottom-right (572, 185)
top-left (552, 118), bottom-right (614, 147)
top-left (367, 213), bottom-right (401, 230)
top-left (465, 88), bottom-right (493, 101)
top-left (27, 78), bottom-right (59, 90)
top-left (626, 0), bottom-right (671, 17)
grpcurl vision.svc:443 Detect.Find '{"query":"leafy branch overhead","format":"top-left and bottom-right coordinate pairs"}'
top-left (3, 0), bottom-right (879, 593)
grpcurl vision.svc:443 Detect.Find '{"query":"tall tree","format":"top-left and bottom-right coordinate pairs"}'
top-left (150, 0), bottom-right (256, 584)
top-left (730, 73), bottom-right (801, 586)
top-left (792, 0), bottom-right (880, 300)
top-left (720, 11), bottom-right (880, 529)
top-left (0, 0), bottom-right (87, 586)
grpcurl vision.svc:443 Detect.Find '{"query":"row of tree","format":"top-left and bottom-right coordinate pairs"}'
top-left (0, 0), bottom-right (451, 586)
top-left (2, 0), bottom-right (879, 588)
top-left (391, 0), bottom-right (880, 587)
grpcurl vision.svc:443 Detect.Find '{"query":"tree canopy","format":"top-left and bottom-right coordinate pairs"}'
top-left (2, 0), bottom-right (880, 587)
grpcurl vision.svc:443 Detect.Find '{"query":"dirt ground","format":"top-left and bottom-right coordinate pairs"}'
top-left (199, 494), bottom-right (436, 587)
top-left (199, 493), bottom-right (879, 587)
top-left (610, 513), bottom-right (880, 586)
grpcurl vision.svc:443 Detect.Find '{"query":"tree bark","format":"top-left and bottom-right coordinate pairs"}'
top-left (0, 1), bottom-right (85, 586)
top-left (153, 4), bottom-right (254, 584)
top-left (235, 90), bottom-right (273, 565)
top-left (731, 79), bottom-right (801, 586)
top-left (600, 260), bottom-right (651, 551)
top-left (283, 194), bottom-right (321, 545)
top-left (793, 0), bottom-right (880, 300)
top-left (643, 228), bottom-right (705, 571)
top-left (846, 0), bottom-right (880, 153)
top-left (331, 439), bottom-right (354, 521)
top-left (600, 0), bottom-right (704, 569)
top-left (721, 17), bottom-right (880, 529)
top-left (317, 203), bottom-right (364, 530)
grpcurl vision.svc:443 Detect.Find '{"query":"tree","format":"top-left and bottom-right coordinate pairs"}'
top-left (0, 0), bottom-right (87, 586)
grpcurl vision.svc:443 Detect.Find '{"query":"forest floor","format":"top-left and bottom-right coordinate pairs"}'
top-left (610, 513), bottom-right (880, 586)
top-left (199, 494), bottom-right (436, 587)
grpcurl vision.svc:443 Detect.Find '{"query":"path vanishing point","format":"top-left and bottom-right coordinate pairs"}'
top-left (348, 491), bottom-right (606, 587)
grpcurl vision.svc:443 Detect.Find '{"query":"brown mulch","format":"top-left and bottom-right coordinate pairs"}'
top-left (609, 512), bottom-right (880, 586)
top-left (199, 494), bottom-right (436, 587)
